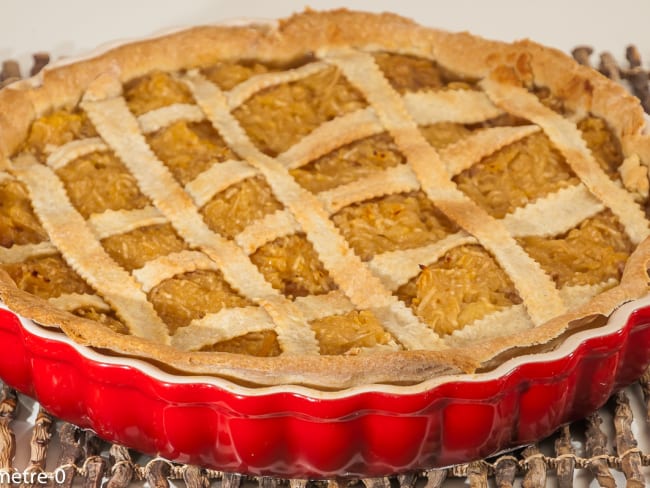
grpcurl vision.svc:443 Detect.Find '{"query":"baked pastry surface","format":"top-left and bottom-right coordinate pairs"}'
top-left (0, 9), bottom-right (649, 389)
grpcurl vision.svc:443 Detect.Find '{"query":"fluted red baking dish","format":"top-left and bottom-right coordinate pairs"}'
top-left (0, 297), bottom-right (649, 478)
top-left (1, 10), bottom-right (650, 479)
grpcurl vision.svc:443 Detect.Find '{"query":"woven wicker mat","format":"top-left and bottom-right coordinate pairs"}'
top-left (1, 46), bottom-right (650, 488)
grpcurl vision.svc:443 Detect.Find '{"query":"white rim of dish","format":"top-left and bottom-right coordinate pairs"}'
top-left (3, 295), bottom-right (648, 400)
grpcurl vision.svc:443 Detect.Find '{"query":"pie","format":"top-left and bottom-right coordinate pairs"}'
top-left (0, 9), bottom-right (649, 390)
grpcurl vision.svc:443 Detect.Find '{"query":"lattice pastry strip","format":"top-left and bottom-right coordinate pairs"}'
top-left (443, 305), bottom-right (532, 347)
top-left (292, 291), bottom-right (355, 322)
top-left (0, 241), bottom-right (57, 264)
top-left (323, 47), bottom-right (567, 326)
top-left (185, 159), bottom-right (256, 207)
top-left (225, 61), bottom-right (332, 109)
top-left (138, 104), bottom-right (204, 134)
top-left (183, 70), bottom-right (443, 350)
top-left (443, 280), bottom-right (614, 348)
top-left (48, 292), bottom-right (111, 313)
top-left (46, 137), bottom-right (108, 170)
top-left (402, 90), bottom-right (505, 125)
top-left (481, 77), bottom-right (650, 245)
top-left (277, 108), bottom-right (381, 170)
top-left (442, 125), bottom-right (540, 176)
top-left (12, 154), bottom-right (170, 343)
top-left (368, 183), bottom-right (604, 291)
top-left (277, 90), bottom-right (505, 170)
top-left (80, 88), bottom-right (320, 355)
top-left (132, 249), bottom-right (220, 293)
top-left (171, 307), bottom-right (275, 351)
top-left (2, 41), bottom-right (642, 364)
top-left (502, 184), bottom-right (604, 238)
top-left (6, 115), bottom-right (567, 302)
top-left (234, 209), bottom-right (300, 255)
top-left (369, 233), bottom-right (478, 291)
top-left (318, 164), bottom-right (419, 215)
top-left (173, 291), bottom-right (356, 351)
top-left (87, 206), bottom-right (166, 240)
top-left (131, 58), bottom-right (505, 149)
top-left (0, 116), bottom-right (542, 268)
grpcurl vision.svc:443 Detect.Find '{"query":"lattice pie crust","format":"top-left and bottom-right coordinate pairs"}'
top-left (0, 10), bottom-right (649, 389)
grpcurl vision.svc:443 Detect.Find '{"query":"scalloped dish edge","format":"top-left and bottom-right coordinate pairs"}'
top-left (4, 293), bottom-right (649, 399)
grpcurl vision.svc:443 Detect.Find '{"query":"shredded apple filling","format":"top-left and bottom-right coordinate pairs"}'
top-left (19, 109), bottom-right (97, 158)
top-left (310, 310), bottom-right (393, 355)
top-left (0, 180), bottom-right (47, 247)
top-left (201, 177), bottom-right (282, 239)
top-left (333, 191), bottom-right (458, 261)
top-left (397, 245), bottom-right (521, 336)
top-left (147, 120), bottom-right (238, 185)
top-left (0, 52), bottom-right (638, 357)
top-left (250, 234), bottom-right (336, 298)
top-left (234, 66), bottom-right (367, 156)
top-left (124, 71), bottom-right (193, 116)
top-left (4, 255), bottom-right (92, 299)
top-left (291, 133), bottom-right (404, 193)
top-left (455, 132), bottom-right (578, 219)
top-left (520, 211), bottom-right (632, 288)
top-left (57, 151), bottom-right (150, 218)
top-left (101, 224), bottom-right (187, 271)
top-left (149, 269), bottom-right (251, 334)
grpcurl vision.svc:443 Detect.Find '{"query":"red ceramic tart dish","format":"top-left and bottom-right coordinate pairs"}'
top-left (0, 9), bottom-right (649, 477)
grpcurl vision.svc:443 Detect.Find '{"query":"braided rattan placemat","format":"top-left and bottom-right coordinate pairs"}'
top-left (1, 45), bottom-right (650, 488)
top-left (0, 379), bottom-right (649, 488)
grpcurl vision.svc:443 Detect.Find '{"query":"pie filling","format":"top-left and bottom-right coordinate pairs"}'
top-left (0, 50), bottom-right (644, 363)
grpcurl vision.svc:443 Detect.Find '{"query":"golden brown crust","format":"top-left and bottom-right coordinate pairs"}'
top-left (0, 9), bottom-right (649, 389)
top-left (0, 269), bottom-right (469, 388)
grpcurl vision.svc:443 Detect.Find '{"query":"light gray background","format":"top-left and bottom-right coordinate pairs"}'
top-left (2, 0), bottom-right (650, 70)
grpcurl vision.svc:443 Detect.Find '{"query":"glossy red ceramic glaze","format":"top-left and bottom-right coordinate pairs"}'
top-left (0, 301), bottom-right (649, 478)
